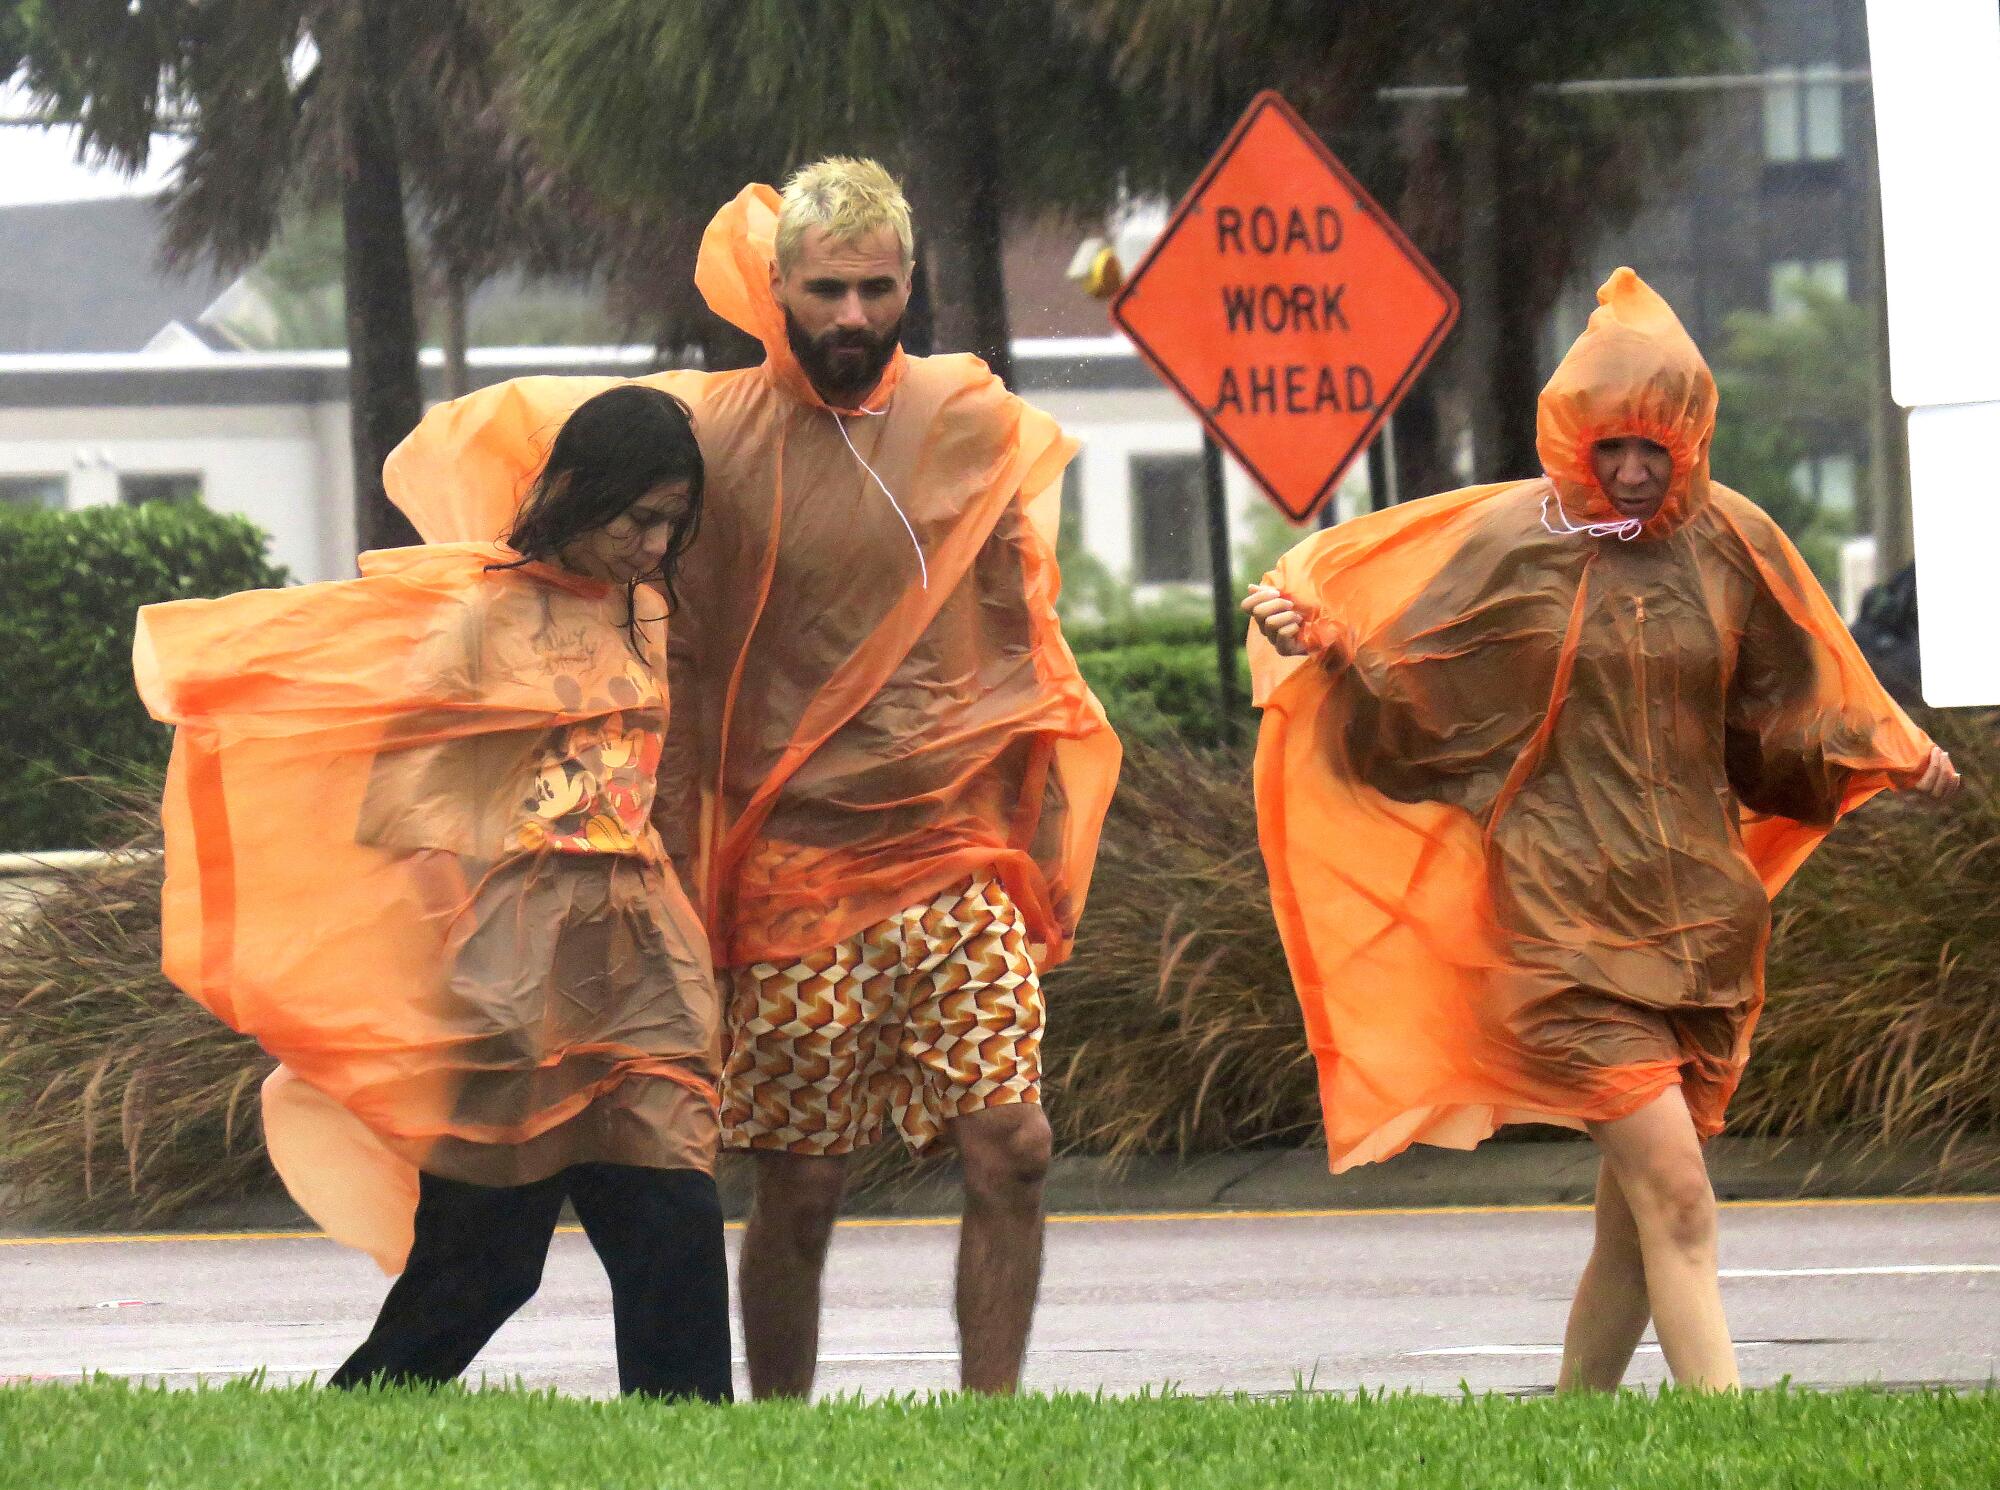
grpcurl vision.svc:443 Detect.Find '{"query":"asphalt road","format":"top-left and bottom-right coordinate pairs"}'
top-left (4, 1195), bottom-right (1995, 1399)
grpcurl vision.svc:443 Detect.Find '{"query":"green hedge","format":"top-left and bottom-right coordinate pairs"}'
top-left (0, 504), bottom-right (289, 852)
top-left (1064, 611), bottom-right (1245, 656)
top-left (1076, 640), bottom-right (1255, 749)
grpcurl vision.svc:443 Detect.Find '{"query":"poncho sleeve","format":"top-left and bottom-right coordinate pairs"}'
top-left (656, 591), bottom-right (716, 918)
top-left (1711, 489), bottom-right (1936, 892)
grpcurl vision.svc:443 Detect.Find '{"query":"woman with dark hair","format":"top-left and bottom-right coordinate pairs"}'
top-left (136, 384), bottom-right (731, 1400)
top-left (498, 383), bottom-right (706, 617)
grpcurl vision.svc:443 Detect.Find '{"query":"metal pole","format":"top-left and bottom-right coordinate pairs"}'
top-left (1366, 412), bottom-right (1401, 512)
top-left (1201, 433), bottom-right (1243, 746)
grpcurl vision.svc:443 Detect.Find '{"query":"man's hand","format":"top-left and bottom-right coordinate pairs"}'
top-left (1908, 743), bottom-right (1962, 800)
top-left (1242, 583), bottom-right (1308, 657)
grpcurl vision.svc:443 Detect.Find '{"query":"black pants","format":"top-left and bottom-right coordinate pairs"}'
top-left (327, 1163), bottom-right (732, 1401)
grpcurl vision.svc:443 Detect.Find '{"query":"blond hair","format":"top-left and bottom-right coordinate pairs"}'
top-left (774, 157), bottom-right (915, 275)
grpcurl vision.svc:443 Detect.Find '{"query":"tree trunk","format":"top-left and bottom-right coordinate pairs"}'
top-left (902, 1), bottom-right (1012, 387)
top-left (1868, 338), bottom-right (1913, 577)
top-left (336, 0), bottom-right (423, 554)
top-left (1460, 60), bottom-right (1545, 483)
top-left (441, 263), bottom-right (471, 402)
top-left (901, 255), bottom-right (936, 357)
top-left (1862, 124), bottom-right (1913, 576)
top-left (1489, 126), bottom-right (1544, 483)
top-left (1459, 73), bottom-right (1506, 478)
top-left (1391, 381), bottom-right (1452, 500)
top-left (694, 313), bottom-right (763, 372)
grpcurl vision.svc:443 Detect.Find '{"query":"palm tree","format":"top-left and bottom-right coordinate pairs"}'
top-left (5, 0), bottom-right (630, 552)
top-left (501, 0), bottom-right (1161, 390)
top-left (7, 0), bottom-right (442, 551)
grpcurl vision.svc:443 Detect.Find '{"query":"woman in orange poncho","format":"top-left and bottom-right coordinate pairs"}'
top-left (135, 386), bottom-right (731, 1400)
top-left (388, 159), bottom-right (1120, 1397)
top-left (1244, 269), bottom-right (1959, 1392)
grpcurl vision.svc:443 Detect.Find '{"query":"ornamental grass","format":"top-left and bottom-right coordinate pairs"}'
top-left (1739, 706), bottom-right (2000, 1147)
top-left (0, 789), bottom-right (272, 1225)
top-left (2, 712), bottom-right (1994, 1225)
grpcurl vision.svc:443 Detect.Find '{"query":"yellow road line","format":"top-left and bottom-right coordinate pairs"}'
top-left (3, 1191), bottom-right (1995, 1248)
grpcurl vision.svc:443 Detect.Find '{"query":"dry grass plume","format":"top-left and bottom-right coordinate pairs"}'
top-left (3, 713), bottom-right (1994, 1224)
top-left (0, 795), bottom-right (272, 1224)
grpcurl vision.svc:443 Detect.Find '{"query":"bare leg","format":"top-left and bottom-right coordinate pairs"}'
top-left (1558, 1157), bottom-right (1651, 1392)
top-left (950, 1103), bottom-right (1052, 1394)
top-left (736, 1149), bottom-right (851, 1400)
top-left (1586, 1086), bottom-right (1739, 1391)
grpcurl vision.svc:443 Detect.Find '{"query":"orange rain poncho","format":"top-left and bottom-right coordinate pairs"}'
top-left (388, 184), bottom-right (1121, 970)
top-left (136, 545), bottom-right (719, 1272)
top-left (1249, 268), bottom-right (1935, 1171)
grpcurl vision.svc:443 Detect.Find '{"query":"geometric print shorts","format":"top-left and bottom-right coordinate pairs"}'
top-left (719, 875), bottom-right (1043, 1156)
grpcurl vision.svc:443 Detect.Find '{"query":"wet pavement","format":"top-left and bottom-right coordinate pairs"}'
top-left (4, 1194), bottom-right (1995, 1399)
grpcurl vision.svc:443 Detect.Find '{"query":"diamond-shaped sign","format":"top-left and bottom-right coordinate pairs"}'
top-left (1112, 91), bottom-right (1458, 523)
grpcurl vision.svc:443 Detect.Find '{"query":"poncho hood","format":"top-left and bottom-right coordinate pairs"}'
top-left (694, 182), bottom-right (909, 415)
top-left (1536, 267), bottom-right (1717, 540)
top-left (382, 374), bottom-right (628, 547)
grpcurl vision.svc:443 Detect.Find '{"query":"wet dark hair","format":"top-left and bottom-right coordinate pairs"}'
top-left (493, 384), bottom-right (705, 619)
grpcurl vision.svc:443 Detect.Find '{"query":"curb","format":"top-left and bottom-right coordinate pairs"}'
top-left (816, 1135), bottom-right (2000, 1219)
top-left (0, 850), bottom-right (159, 931)
top-left (0, 851), bottom-right (124, 876)
top-left (14, 1134), bottom-right (1999, 1237)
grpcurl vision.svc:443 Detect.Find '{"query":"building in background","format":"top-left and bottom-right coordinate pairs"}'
top-left (0, 197), bottom-right (236, 359)
top-left (1, 0), bottom-right (1893, 610)
top-left (0, 193), bottom-right (1333, 591)
top-left (1552, 0), bottom-right (1887, 605)
top-left (0, 335), bottom-right (1342, 590)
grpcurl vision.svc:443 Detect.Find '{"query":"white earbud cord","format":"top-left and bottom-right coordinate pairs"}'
top-left (1540, 487), bottom-right (1642, 542)
top-left (833, 406), bottom-right (929, 590)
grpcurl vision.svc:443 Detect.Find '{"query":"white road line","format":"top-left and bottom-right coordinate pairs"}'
top-left (1411, 1342), bottom-right (1782, 1359)
top-left (0, 1346), bottom-right (1138, 1381)
top-left (1720, 1264), bottom-right (2000, 1278)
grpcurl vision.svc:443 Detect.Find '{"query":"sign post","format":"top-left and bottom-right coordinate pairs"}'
top-left (1110, 91), bottom-right (1457, 731)
top-left (1366, 415), bottom-right (1398, 513)
top-left (1198, 434), bottom-right (1242, 738)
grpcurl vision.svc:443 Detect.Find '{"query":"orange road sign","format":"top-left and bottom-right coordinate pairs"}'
top-left (1112, 91), bottom-right (1459, 523)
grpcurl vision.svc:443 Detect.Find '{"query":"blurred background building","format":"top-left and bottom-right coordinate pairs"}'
top-left (0, 0), bottom-right (1903, 615)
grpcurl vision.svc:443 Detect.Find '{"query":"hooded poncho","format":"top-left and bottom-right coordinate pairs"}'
top-left (136, 515), bottom-right (719, 1275)
top-left (387, 184), bottom-right (1121, 971)
top-left (1249, 268), bottom-right (1935, 1171)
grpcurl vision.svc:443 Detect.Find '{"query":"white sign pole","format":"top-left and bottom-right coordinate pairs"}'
top-left (1864, 0), bottom-right (2000, 707)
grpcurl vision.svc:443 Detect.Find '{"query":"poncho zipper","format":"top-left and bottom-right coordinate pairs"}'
top-left (1634, 594), bottom-right (1699, 991)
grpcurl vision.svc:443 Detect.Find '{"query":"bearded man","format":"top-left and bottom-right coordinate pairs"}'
top-left (659, 158), bottom-right (1119, 1397)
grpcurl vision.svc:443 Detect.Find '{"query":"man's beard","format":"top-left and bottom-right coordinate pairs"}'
top-left (784, 307), bottom-right (902, 405)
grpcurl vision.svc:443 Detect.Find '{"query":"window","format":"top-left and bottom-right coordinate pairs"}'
top-left (120, 473), bottom-right (203, 507)
top-left (1763, 65), bottom-right (1844, 162)
top-left (1792, 454), bottom-right (1859, 523)
top-left (1057, 447), bottom-right (1085, 557)
top-left (1130, 452), bottom-right (1208, 584)
top-left (0, 474), bottom-right (66, 509)
top-left (1769, 259), bottom-right (1848, 317)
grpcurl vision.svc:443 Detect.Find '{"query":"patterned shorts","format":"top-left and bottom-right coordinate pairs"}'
top-left (720, 875), bottom-right (1043, 1155)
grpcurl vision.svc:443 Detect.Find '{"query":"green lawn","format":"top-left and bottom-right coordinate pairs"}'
top-left (3, 1380), bottom-right (1996, 1489)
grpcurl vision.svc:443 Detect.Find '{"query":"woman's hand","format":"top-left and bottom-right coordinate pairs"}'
top-left (1242, 583), bottom-right (1308, 657)
top-left (1908, 744), bottom-right (1962, 800)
